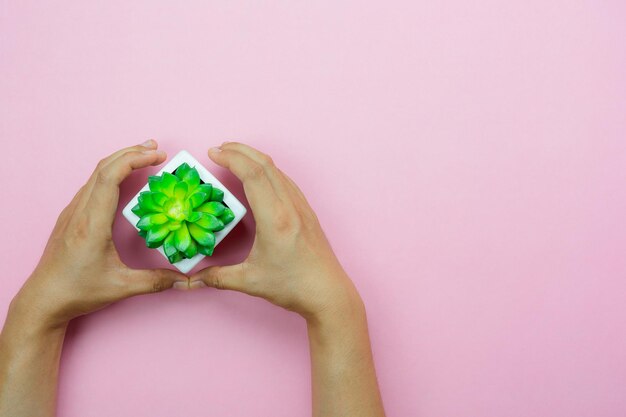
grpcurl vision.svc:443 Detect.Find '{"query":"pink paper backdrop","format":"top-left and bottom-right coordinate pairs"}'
top-left (1, 1), bottom-right (625, 416)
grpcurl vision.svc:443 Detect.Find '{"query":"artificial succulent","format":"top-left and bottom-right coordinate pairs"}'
top-left (131, 163), bottom-right (235, 263)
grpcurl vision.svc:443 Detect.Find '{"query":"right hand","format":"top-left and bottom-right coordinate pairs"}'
top-left (190, 142), bottom-right (362, 321)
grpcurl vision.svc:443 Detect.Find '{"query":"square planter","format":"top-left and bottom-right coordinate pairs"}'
top-left (122, 150), bottom-right (247, 273)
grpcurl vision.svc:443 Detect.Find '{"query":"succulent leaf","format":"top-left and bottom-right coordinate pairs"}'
top-left (173, 182), bottom-right (188, 200)
top-left (188, 223), bottom-right (216, 247)
top-left (197, 184), bottom-right (213, 197)
top-left (152, 213), bottom-right (169, 225)
top-left (209, 187), bottom-right (224, 202)
top-left (197, 244), bottom-right (215, 256)
top-left (188, 191), bottom-right (208, 209)
top-left (163, 233), bottom-right (177, 257)
top-left (220, 208), bottom-right (235, 225)
top-left (197, 201), bottom-right (225, 217)
top-left (146, 239), bottom-right (163, 249)
top-left (182, 239), bottom-right (198, 258)
top-left (148, 176), bottom-right (164, 193)
top-left (174, 163), bottom-right (192, 180)
top-left (167, 221), bottom-right (182, 231)
top-left (195, 213), bottom-right (225, 231)
top-left (137, 217), bottom-right (151, 231)
top-left (151, 192), bottom-right (169, 207)
top-left (138, 193), bottom-right (162, 213)
top-left (131, 203), bottom-right (146, 217)
top-left (187, 211), bottom-right (202, 222)
top-left (174, 222), bottom-right (192, 252)
top-left (167, 251), bottom-right (184, 264)
top-left (146, 224), bottom-right (169, 245)
top-left (137, 214), bottom-right (164, 230)
top-left (160, 172), bottom-right (179, 196)
top-left (181, 167), bottom-right (201, 189)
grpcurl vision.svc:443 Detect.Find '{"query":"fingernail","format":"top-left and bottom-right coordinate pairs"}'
top-left (209, 147), bottom-right (222, 154)
top-left (189, 281), bottom-right (207, 290)
top-left (155, 150), bottom-right (166, 157)
top-left (140, 139), bottom-right (155, 148)
top-left (173, 281), bottom-right (189, 290)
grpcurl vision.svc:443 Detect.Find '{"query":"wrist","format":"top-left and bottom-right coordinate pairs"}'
top-left (305, 296), bottom-right (370, 359)
top-left (1, 308), bottom-right (67, 363)
top-left (305, 286), bottom-right (366, 331)
top-left (5, 292), bottom-right (69, 338)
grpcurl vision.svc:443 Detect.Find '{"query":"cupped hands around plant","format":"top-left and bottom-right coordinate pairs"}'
top-left (9, 140), bottom-right (188, 330)
top-left (9, 140), bottom-right (363, 330)
top-left (191, 142), bottom-right (363, 321)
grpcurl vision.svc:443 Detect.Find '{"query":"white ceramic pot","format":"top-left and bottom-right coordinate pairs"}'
top-left (122, 150), bottom-right (247, 273)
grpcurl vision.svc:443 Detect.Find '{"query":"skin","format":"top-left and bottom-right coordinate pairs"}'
top-left (0, 141), bottom-right (386, 417)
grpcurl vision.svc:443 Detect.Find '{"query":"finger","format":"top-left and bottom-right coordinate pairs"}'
top-left (190, 264), bottom-right (247, 292)
top-left (220, 142), bottom-right (292, 201)
top-left (83, 150), bottom-right (167, 229)
top-left (100, 139), bottom-right (158, 170)
top-left (124, 268), bottom-right (188, 296)
top-left (75, 140), bottom-right (158, 215)
top-left (208, 147), bottom-right (280, 225)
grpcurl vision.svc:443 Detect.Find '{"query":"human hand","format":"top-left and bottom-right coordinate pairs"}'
top-left (8, 140), bottom-right (188, 330)
top-left (190, 143), bottom-right (362, 321)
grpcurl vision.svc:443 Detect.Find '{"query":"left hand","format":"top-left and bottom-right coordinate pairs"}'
top-left (8, 140), bottom-right (188, 330)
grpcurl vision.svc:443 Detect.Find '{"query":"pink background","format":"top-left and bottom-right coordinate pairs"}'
top-left (1, 1), bottom-right (625, 416)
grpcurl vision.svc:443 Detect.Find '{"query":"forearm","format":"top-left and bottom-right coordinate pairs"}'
top-left (307, 293), bottom-right (385, 417)
top-left (0, 299), bottom-right (66, 417)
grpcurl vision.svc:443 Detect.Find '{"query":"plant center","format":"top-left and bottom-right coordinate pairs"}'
top-left (166, 200), bottom-right (187, 221)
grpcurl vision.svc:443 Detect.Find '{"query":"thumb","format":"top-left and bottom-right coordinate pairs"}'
top-left (190, 264), bottom-right (246, 292)
top-left (125, 268), bottom-right (188, 296)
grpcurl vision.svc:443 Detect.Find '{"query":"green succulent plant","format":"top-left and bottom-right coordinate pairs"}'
top-left (130, 163), bottom-right (235, 264)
